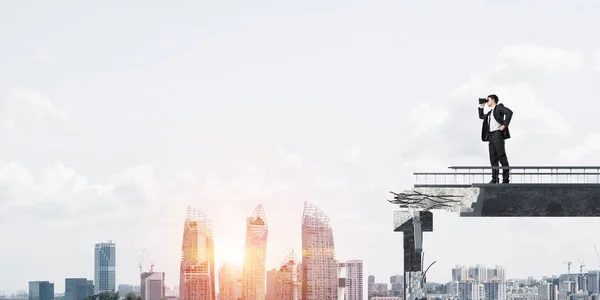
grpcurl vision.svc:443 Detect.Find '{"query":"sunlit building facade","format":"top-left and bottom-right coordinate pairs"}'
top-left (242, 204), bottom-right (269, 300)
top-left (179, 206), bottom-right (215, 300)
top-left (277, 250), bottom-right (302, 300)
top-left (301, 202), bottom-right (338, 300)
top-left (218, 263), bottom-right (242, 300)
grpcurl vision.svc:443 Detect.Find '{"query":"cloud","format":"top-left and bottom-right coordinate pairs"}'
top-left (556, 132), bottom-right (600, 164)
top-left (0, 162), bottom-right (163, 223)
top-left (594, 50), bottom-right (600, 72)
top-left (110, 164), bottom-right (156, 199)
top-left (0, 162), bottom-right (37, 206)
top-left (33, 47), bottom-right (57, 64)
top-left (407, 103), bottom-right (449, 137)
top-left (490, 82), bottom-right (572, 137)
top-left (496, 44), bottom-right (584, 73)
top-left (338, 146), bottom-right (362, 164)
top-left (0, 90), bottom-right (73, 133)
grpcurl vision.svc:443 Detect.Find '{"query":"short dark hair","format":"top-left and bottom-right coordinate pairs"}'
top-left (488, 94), bottom-right (499, 103)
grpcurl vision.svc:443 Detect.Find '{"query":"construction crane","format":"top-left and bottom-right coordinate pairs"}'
top-left (594, 245), bottom-right (600, 270)
top-left (138, 249), bottom-right (155, 274)
top-left (562, 261), bottom-right (572, 275)
top-left (562, 261), bottom-right (574, 295)
top-left (574, 248), bottom-right (585, 274)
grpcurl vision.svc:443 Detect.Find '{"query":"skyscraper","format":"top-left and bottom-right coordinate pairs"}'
top-left (483, 277), bottom-right (505, 300)
top-left (242, 204), bottom-right (268, 300)
top-left (142, 272), bottom-right (165, 300)
top-left (277, 250), bottom-right (301, 300)
top-left (65, 278), bottom-right (93, 300)
top-left (486, 266), bottom-right (505, 282)
top-left (94, 241), bottom-right (116, 294)
top-left (452, 266), bottom-right (469, 282)
top-left (338, 263), bottom-right (347, 300)
top-left (179, 206), bottom-right (215, 300)
top-left (266, 269), bottom-right (278, 300)
top-left (301, 202), bottom-right (337, 300)
top-left (458, 278), bottom-right (479, 300)
top-left (140, 272), bottom-right (152, 300)
top-left (468, 265), bottom-right (488, 282)
top-left (339, 260), bottom-right (363, 300)
top-left (390, 275), bottom-right (403, 297)
top-left (218, 263), bottom-right (242, 300)
top-left (29, 281), bottom-right (54, 300)
top-left (587, 271), bottom-right (600, 294)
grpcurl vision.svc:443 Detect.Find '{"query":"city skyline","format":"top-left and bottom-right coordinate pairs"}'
top-left (14, 263), bottom-right (600, 298)
top-left (4, 1), bottom-right (600, 299)
top-left (6, 207), bottom-right (600, 294)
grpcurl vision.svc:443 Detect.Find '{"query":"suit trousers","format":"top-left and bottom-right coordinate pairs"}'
top-left (488, 130), bottom-right (510, 182)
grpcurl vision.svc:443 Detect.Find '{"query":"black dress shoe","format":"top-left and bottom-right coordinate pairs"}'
top-left (502, 181), bottom-right (509, 184)
top-left (489, 179), bottom-right (499, 184)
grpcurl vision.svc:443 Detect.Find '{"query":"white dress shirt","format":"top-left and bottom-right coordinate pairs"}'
top-left (488, 106), bottom-right (501, 132)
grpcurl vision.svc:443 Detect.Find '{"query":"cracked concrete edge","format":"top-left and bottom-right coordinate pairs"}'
top-left (393, 211), bottom-right (416, 230)
top-left (394, 188), bottom-right (480, 228)
top-left (406, 271), bottom-right (426, 300)
top-left (403, 187), bottom-right (479, 210)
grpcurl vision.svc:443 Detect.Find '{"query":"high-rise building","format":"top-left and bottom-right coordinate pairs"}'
top-left (277, 250), bottom-right (301, 300)
top-left (179, 206), bottom-right (215, 300)
top-left (588, 271), bottom-right (600, 294)
top-left (301, 202), bottom-right (338, 300)
top-left (266, 268), bottom-right (278, 300)
top-left (338, 262), bottom-right (347, 300)
top-left (484, 277), bottom-right (505, 300)
top-left (242, 205), bottom-right (268, 300)
top-left (218, 263), bottom-right (242, 300)
top-left (338, 260), bottom-right (363, 300)
top-left (452, 266), bottom-right (469, 282)
top-left (539, 281), bottom-right (558, 300)
top-left (65, 279), bottom-right (93, 300)
top-left (576, 273), bottom-right (587, 293)
top-left (141, 272), bottom-right (152, 300)
top-left (390, 275), bottom-right (403, 297)
top-left (142, 272), bottom-right (165, 300)
top-left (487, 266), bottom-right (505, 282)
top-left (94, 241), bottom-right (116, 294)
top-left (28, 281), bottom-right (54, 300)
top-left (468, 265), bottom-right (488, 282)
top-left (458, 278), bottom-right (479, 300)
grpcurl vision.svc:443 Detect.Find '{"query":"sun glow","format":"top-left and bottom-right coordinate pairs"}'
top-left (223, 247), bottom-right (244, 266)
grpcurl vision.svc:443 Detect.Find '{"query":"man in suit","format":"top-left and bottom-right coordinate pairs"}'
top-left (479, 94), bottom-right (513, 183)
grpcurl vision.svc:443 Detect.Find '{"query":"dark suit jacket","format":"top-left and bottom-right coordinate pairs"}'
top-left (478, 103), bottom-right (513, 141)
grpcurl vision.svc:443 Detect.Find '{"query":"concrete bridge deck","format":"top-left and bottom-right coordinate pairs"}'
top-left (391, 165), bottom-right (600, 300)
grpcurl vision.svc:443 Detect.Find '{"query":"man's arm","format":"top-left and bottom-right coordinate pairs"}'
top-left (500, 104), bottom-right (513, 127)
top-left (478, 105), bottom-right (485, 119)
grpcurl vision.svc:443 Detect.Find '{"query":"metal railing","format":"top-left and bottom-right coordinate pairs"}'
top-left (413, 166), bottom-right (600, 187)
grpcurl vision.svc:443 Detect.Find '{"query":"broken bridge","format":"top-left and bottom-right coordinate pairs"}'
top-left (389, 166), bottom-right (600, 300)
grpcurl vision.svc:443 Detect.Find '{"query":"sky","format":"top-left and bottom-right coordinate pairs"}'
top-left (2, 0), bottom-right (600, 297)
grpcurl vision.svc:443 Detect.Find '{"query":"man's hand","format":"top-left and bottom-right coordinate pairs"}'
top-left (499, 125), bottom-right (505, 131)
